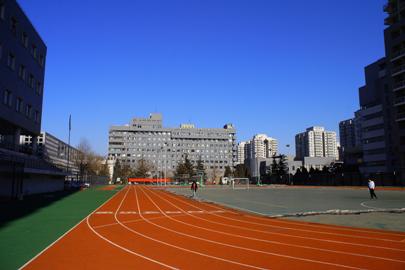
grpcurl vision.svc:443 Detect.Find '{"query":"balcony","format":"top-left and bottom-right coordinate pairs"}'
top-left (391, 64), bottom-right (405, 76)
top-left (395, 96), bottom-right (405, 106)
top-left (391, 48), bottom-right (405, 61)
top-left (393, 80), bottom-right (405, 91)
top-left (396, 112), bottom-right (405, 121)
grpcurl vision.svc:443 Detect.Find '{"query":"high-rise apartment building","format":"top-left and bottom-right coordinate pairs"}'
top-left (108, 113), bottom-right (237, 178)
top-left (236, 141), bottom-right (247, 165)
top-left (384, 0), bottom-right (405, 183)
top-left (0, 0), bottom-right (46, 151)
top-left (295, 126), bottom-right (338, 160)
top-left (339, 118), bottom-right (360, 151)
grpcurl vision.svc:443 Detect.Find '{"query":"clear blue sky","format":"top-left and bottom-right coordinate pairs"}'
top-left (19, 0), bottom-right (386, 156)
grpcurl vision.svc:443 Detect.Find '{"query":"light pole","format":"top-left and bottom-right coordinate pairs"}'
top-left (286, 144), bottom-right (291, 185)
top-left (164, 143), bottom-right (167, 186)
top-left (257, 156), bottom-right (260, 186)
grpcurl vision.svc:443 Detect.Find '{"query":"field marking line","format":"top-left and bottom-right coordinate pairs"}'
top-left (360, 202), bottom-right (384, 210)
top-left (183, 194), bottom-right (404, 243)
top-left (87, 185), bottom-right (178, 270)
top-left (93, 213), bottom-right (189, 230)
top-left (149, 188), bottom-right (405, 264)
top-left (128, 186), bottom-right (268, 270)
top-left (169, 189), bottom-right (405, 237)
top-left (163, 190), bottom-right (405, 252)
top-left (18, 187), bottom-right (126, 270)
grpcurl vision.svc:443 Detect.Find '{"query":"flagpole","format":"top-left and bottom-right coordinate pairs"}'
top-left (67, 114), bottom-right (71, 181)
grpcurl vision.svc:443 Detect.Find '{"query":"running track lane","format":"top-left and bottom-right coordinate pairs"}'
top-left (22, 186), bottom-right (405, 270)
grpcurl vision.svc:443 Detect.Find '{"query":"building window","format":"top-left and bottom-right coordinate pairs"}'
top-left (21, 32), bottom-right (28, 48)
top-left (16, 97), bottom-right (23, 112)
top-left (31, 44), bottom-right (37, 58)
top-left (0, 3), bottom-right (5, 20)
top-left (36, 81), bottom-right (42, 95)
top-left (7, 53), bottom-right (15, 70)
top-left (39, 54), bottom-right (45, 67)
top-left (28, 74), bottom-right (34, 88)
top-left (25, 104), bottom-right (32, 118)
top-left (3, 90), bottom-right (12, 107)
top-left (10, 17), bottom-right (17, 35)
top-left (18, 65), bottom-right (26, 80)
top-left (34, 110), bottom-right (40, 123)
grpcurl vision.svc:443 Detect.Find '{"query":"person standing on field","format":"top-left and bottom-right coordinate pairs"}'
top-left (368, 179), bottom-right (378, 199)
top-left (191, 180), bottom-right (198, 197)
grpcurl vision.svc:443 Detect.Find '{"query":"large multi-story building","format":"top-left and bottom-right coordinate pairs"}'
top-left (108, 113), bottom-right (237, 179)
top-left (0, 1), bottom-right (66, 198)
top-left (239, 134), bottom-right (278, 178)
top-left (339, 118), bottom-right (360, 151)
top-left (0, 0), bottom-right (46, 151)
top-left (355, 58), bottom-right (393, 175)
top-left (236, 141), bottom-right (247, 165)
top-left (20, 132), bottom-right (81, 177)
top-left (295, 126), bottom-right (338, 160)
top-left (383, 0), bottom-right (405, 183)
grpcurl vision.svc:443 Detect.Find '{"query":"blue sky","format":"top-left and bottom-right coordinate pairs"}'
top-left (19, 0), bottom-right (386, 155)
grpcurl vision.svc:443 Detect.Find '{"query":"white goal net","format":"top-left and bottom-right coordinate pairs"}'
top-left (231, 178), bottom-right (250, 190)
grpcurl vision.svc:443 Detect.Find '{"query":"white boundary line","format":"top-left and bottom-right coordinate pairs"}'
top-left (140, 187), bottom-right (368, 269)
top-left (18, 187), bottom-right (126, 270)
top-left (183, 195), bottom-right (404, 243)
top-left (169, 190), bottom-right (405, 237)
top-left (123, 186), bottom-right (267, 270)
top-left (148, 188), bottom-right (405, 264)
top-left (88, 186), bottom-right (178, 269)
top-left (164, 190), bottom-right (405, 252)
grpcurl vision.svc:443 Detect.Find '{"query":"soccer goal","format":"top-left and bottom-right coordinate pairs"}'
top-left (231, 178), bottom-right (250, 190)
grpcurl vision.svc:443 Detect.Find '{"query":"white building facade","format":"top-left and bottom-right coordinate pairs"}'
top-left (295, 126), bottom-right (338, 160)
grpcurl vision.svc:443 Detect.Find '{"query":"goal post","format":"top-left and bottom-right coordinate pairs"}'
top-left (231, 178), bottom-right (250, 190)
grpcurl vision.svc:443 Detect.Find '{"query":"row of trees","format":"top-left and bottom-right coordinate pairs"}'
top-left (74, 138), bottom-right (109, 180)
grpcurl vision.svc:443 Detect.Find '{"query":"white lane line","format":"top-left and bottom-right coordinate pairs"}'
top-left (360, 201), bottom-right (384, 210)
top-left (19, 188), bottom-right (126, 270)
top-left (164, 190), bottom-right (405, 252)
top-left (95, 211), bottom-right (114, 214)
top-left (142, 187), bottom-right (366, 269)
top-left (187, 196), bottom-right (404, 244)
top-left (88, 186), bottom-right (178, 269)
top-left (152, 189), bottom-right (405, 264)
top-left (96, 210), bottom-right (227, 215)
top-left (130, 186), bottom-right (267, 270)
top-left (177, 192), bottom-right (405, 238)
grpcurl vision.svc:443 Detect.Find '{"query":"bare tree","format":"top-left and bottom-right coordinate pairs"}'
top-left (134, 158), bottom-right (154, 178)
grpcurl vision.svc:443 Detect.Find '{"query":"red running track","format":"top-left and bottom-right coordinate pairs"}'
top-left (22, 186), bottom-right (405, 269)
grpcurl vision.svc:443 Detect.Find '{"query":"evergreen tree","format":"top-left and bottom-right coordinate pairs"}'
top-left (112, 159), bottom-right (122, 182)
top-left (277, 155), bottom-right (288, 176)
top-left (234, 164), bottom-right (248, 178)
top-left (195, 157), bottom-right (207, 183)
top-left (271, 158), bottom-right (278, 176)
top-left (224, 166), bottom-right (232, 177)
top-left (183, 154), bottom-right (194, 178)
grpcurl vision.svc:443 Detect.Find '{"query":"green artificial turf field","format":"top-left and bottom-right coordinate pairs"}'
top-left (0, 185), bottom-right (122, 270)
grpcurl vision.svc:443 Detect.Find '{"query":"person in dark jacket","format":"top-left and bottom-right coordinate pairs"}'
top-left (191, 181), bottom-right (198, 197)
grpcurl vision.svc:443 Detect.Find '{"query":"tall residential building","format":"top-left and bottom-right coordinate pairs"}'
top-left (356, 58), bottom-right (392, 175)
top-left (236, 141), bottom-right (247, 165)
top-left (0, 0), bottom-right (46, 151)
top-left (241, 134), bottom-right (278, 178)
top-left (384, 0), bottom-right (405, 183)
top-left (339, 118), bottom-right (359, 151)
top-left (108, 113), bottom-right (237, 178)
top-left (295, 126), bottom-right (338, 160)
